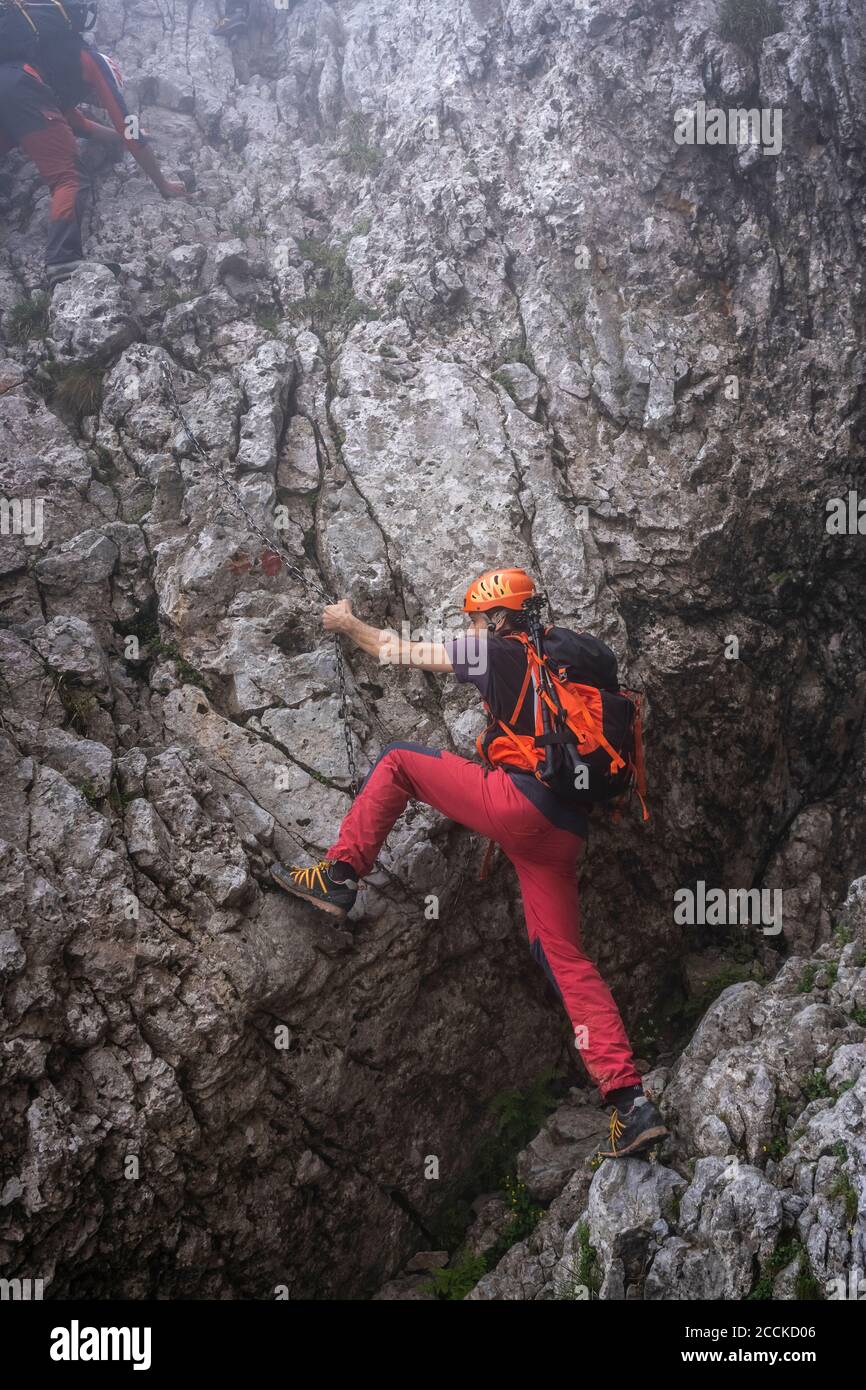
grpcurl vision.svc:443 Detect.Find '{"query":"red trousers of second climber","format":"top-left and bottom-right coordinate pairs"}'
top-left (327, 742), bottom-right (644, 1101)
top-left (0, 63), bottom-right (90, 266)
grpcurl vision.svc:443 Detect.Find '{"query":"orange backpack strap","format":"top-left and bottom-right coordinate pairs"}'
top-left (508, 658), bottom-right (533, 723)
top-left (494, 720), bottom-right (536, 761)
top-left (550, 682), bottom-right (627, 773)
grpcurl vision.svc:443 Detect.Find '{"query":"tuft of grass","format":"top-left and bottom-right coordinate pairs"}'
top-left (340, 113), bottom-right (384, 175)
top-left (383, 277), bottom-right (404, 311)
top-left (748, 1239), bottom-right (805, 1300)
top-left (802, 1070), bottom-right (831, 1102)
top-left (7, 292), bottom-right (50, 344)
top-left (495, 337), bottom-right (537, 373)
top-left (79, 779), bottom-right (103, 806)
top-left (553, 1224), bottom-right (603, 1300)
top-left (575, 1221), bottom-right (603, 1295)
top-left (832, 921), bottom-right (853, 948)
top-left (287, 241), bottom-right (375, 346)
top-left (55, 678), bottom-right (98, 734)
top-left (851, 1006), bottom-right (866, 1027)
top-left (153, 640), bottom-right (211, 692)
top-left (426, 1251), bottom-right (487, 1301)
top-left (795, 1261), bottom-right (824, 1300)
top-left (483, 1175), bottom-right (543, 1267)
top-left (42, 362), bottom-right (105, 423)
top-left (425, 1174), bottom-right (544, 1300)
top-left (718, 0), bottom-right (784, 50)
top-left (797, 963), bottom-right (819, 994)
top-left (829, 1172), bottom-right (858, 1225)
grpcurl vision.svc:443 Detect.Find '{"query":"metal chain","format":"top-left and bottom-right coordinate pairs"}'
top-left (158, 359), bottom-right (359, 796)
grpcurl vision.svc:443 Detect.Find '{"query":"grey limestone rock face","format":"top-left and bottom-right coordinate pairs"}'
top-left (47, 264), bottom-right (137, 364)
top-left (0, 0), bottom-right (864, 1298)
top-left (465, 879), bottom-right (866, 1301)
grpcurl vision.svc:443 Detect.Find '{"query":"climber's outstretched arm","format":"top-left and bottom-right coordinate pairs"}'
top-left (321, 600), bottom-right (454, 673)
top-left (77, 48), bottom-right (187, 199)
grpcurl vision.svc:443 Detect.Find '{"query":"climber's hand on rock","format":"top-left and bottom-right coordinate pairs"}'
top-left (323, 599), bottom-right (354, 634)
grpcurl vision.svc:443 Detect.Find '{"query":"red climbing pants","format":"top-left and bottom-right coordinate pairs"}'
top-left (327, 742), bottom-right (643, 1100)
top-left (0, 63), bottom-right (90, 267)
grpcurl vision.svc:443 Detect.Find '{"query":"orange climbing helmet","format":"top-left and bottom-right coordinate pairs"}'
top-left (463, 567), bottom-right (536, 613)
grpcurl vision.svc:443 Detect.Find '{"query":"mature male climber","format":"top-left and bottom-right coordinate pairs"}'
top-left (271, 567), bottom-right (668, 1159)
top-left (0, 1), bottom-right (186, 285)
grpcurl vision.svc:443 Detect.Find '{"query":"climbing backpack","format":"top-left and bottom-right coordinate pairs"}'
top-left (477, 612), bottom-right (649, 820)
top-left (10, 0), bottom-right (95, 36)
top-left (0, 0), bottom-right (94, 51)
top-left (0, 2), bottom-right (40, 60)
top-left (2, 1), bottom-right (97, 105)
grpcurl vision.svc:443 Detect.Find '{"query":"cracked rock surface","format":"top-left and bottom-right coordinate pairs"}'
top-left (464, 878), bottom-right (866, 1301)
top-left (1, 0), bottom-right (865, 1297)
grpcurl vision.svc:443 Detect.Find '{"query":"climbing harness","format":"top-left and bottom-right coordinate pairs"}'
top-left (158, 358), bottom-right (359, 798)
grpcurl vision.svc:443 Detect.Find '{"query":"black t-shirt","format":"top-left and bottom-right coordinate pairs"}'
top-left (443, 630), bottom-right (589, 839)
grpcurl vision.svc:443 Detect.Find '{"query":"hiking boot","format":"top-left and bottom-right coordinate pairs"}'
top-left (46, 260), bottom-right (83, 288)
top-left (211, 16), bottom-right (248, 37)
top-left (46, 259), bottom-right (121, 289)
top-left (597, 1094), bottom-right (670, 1159)
top-left (270, 859), bottom-right (358, 919)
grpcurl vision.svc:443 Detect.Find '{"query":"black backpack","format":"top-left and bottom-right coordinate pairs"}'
top-left (18, 0), bottom-right (96, 36)
top-left (479, 606), bottom-right (649, 820)
top-left (0, 3), bottom-right (95, 87)
top-left (23, 2), bottom-right (96, 104)
top-left (0, 3), bottom-right (40, 61)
